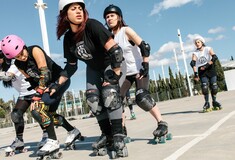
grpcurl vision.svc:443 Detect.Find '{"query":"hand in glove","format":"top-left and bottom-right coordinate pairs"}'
top-left (139, 62), bottom-right (149, 79)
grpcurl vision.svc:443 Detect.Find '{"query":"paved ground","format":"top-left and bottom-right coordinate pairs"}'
top-left (0, 90), bottom-right (235, 160)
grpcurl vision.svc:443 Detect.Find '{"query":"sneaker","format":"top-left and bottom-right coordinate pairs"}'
top-left (37, 138), bottom-right (60, 155)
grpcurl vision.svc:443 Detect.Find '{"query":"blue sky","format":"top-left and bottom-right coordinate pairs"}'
top-left (1, 0), bottom-right (235, 101)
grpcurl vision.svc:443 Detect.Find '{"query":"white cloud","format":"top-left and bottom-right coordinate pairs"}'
top-left (150, 57), bottom-right (173, 68)
top-left (156, 41), bottom-right (179, 55)
top-left (150, 0), bottom-right (202, 16)
top-left (215, 35), bottom-right (225, 40)
top-left (232, 26), bottom-right (235, 31)
top-left (208, 26), bottom-right (225, 34)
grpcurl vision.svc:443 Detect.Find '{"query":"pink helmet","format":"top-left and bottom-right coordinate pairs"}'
top-left (1, 35), bottom-right (25, 59)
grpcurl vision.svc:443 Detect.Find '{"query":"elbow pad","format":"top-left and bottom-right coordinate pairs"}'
top-left (39, 67), bottom-right (51, 88)
top-left (138, 41), bottom-right (150, 57)
top-left (60, 63), bottom-right (77, 78)
top-left (211, 55), bottom-right (218, 63)
top-left (0, 71), bottom-right (13, 81)
top-left (190, 60), bottom-right (196, 68)
top-left (107, 45), bottom-right (123, 69)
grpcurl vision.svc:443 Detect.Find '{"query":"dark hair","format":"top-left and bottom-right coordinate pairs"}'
top-left (57, 4), bottom-right (89, 42)
top-left (103, 5), bottom-right (127, 32)
top-left (1, 58), bottom-right (13, 88)
top-left (106, 13), bottom-right (127, 32)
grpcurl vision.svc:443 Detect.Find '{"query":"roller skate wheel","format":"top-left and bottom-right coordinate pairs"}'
top-left (98, 148), bottom-right (107, 156)
top-left (53, 152), bottom-right (63, 159)
top-left (122, 146), bottom-right (128, 157)
top-left (150, 138), bottom-right (158, 144)
top-left (166, 133), bottom-right (173, 140)
top-left (111, 150), bottom-right (117, 159)
top-left (5, 151), bottom-right (15, 157)
top-left (21, 148), bottom-right (28, 153)
top-left (159, 136), bottom-right (166, 143)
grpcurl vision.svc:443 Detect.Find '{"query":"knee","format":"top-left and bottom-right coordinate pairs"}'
top-left (135, 89), bottom-right (155, 111)
top-left (50, 112), bottom-right (64, 127)
top-left (31, 101), bottom-right (51, 127)
top-left (11, 109), bottom-right (24, 123)
top-left (86, 89), bottom-right (102, 116)
top-left (210, 82), bottom-right (218, 95)
top-left (102, 85), bottom-right (122, 110)
top-left (201, 83), bottom-right (209, 95)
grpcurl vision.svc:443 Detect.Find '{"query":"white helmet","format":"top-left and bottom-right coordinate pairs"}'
top-left (59, 0), bottom-right (85, 11)
top-left (194, 35), bottom-right (205, 44)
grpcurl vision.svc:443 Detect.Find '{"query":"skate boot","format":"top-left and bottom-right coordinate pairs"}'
top-left (203, 102), bottom-right (212, 112)
top-left (123, 125), bottom-right (131, 143)
top-left (36, 138), bottom-right (62, 160)
top-left (92, 133), bottom-right (113, 156)
top-left (64, 127), bottom-right (84, 150)
top-left (212, 101), bottom-right (222, 110)
top-left (130, 112), bottom-right (136, 120)
top-left (110, 134), bottom-right (128, 159)
top-left (37, 132), bottom-right (48, 149)
top-left (152, 121), bottom-right (172, 144)
top-left (5, 138), bottom-right (27, 157)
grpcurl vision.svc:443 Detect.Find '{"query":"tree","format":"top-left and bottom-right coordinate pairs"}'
top-left (168, 67), bottom-right (179, 98)
top-left (215, 60), bottom-right (226, 91)
top-left (0, 107), bottom-right (6, 118)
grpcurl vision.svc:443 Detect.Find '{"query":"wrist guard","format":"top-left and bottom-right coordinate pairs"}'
top-left (139, 62), bottom-right (149, 77)
top-left (104, 70), bottom-right (122, 85)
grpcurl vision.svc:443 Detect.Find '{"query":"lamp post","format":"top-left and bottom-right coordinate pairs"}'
top-left (177, 29), bottom-right (193, 96)
top-left (173, 48), bottom-right (180, 73)
top-left (34, 0), bottom-right (50, 56)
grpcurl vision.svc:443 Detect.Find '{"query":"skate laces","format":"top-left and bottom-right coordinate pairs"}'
top-left (40, 139), bottom-right (59, 151)
top-left (65, 128), bottom-right (80, 143)
top-left (11, 138), bottom-right (23, 148)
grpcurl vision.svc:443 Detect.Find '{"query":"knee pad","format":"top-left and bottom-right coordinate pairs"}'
top-left (11, 109), bottom-right (24, 123)
top-left (210, 82), bottom-right (218, 95)
top-left (102, 85), bottom-right (122, 110)
top-left (86, 89), bottom-right (102, 116)
top-left (31, 101), bottom-right (51, 127)
top-left (136, 89), bottom-right (155, 111)
top-left (201, 83), bottom-right (209, 95)
top-left (50, 112), bottom-right (64, 127)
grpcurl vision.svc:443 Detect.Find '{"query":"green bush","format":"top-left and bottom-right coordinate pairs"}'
top-left (0, 108), bottom-right (6, 118)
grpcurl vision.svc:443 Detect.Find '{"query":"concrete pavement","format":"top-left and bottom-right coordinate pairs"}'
top-left (0, 90), bottom-right (235, 160)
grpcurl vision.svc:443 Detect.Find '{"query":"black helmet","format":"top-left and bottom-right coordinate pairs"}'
top-left (103, 4), bottom-right (122, 19)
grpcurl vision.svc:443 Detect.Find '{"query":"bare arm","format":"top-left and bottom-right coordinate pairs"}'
top-left (125, 27), bottom-right (149, 63)
top-left (32, 47), bottom-right (47, 69)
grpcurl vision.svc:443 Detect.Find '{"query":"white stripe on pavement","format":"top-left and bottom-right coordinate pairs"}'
top-left (164, 110), bottom-right (235, 160)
